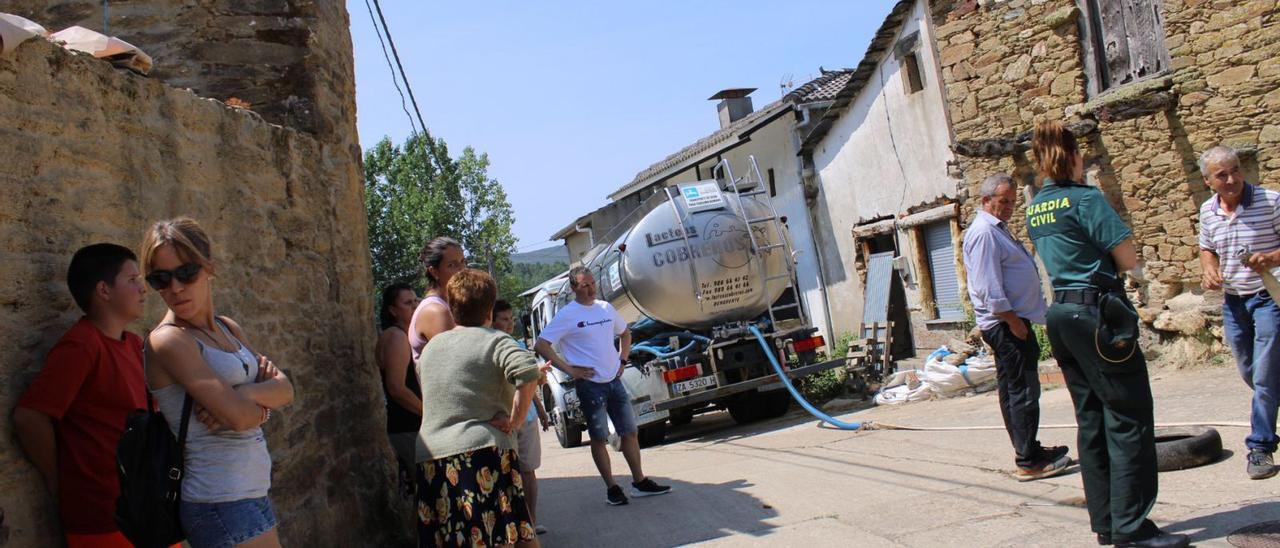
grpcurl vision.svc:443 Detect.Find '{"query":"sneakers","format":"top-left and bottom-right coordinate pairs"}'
top-left (606, 485), bottom-right (629, 506)
top-left (1015, 454), bottom-right (1072, 482)
top-left (1040, 445), bottom-right (1070, 463)
top-left (1247, 449), bottom-right (1277, 480)
top-left (631, 477), bottom-right (672, 497)
top-left (607, 478), bottom-right (671, 505)
top-left (535, 525), bottom-right (548, 535)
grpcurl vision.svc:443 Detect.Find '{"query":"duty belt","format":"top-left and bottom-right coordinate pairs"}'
top-left (1054, 288), bottom-right (1101, 305)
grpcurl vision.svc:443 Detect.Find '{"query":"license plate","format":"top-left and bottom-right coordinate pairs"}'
top-left (672, 375), bottom-right (717, 394)
top-left (635, 401), bottom-right (656, 417)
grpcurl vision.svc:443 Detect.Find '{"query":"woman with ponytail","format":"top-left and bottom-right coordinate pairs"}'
top-left (408, 237), bottom-right (464, 360)
top-left (1025, 121), bottom-right (1184, 548)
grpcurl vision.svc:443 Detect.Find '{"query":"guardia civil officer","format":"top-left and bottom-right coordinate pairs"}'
top-left (1026, 121), bottom-right (1187, 548)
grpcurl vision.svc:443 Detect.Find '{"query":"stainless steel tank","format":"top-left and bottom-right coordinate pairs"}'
top-left (587, 193), bottom-right (791, 329)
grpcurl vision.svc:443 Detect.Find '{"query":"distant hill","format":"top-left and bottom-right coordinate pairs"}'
top-left (511, 245), bottom-right (568, 265)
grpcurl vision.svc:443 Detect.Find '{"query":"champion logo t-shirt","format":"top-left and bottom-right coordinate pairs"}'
top-left (537, 300), bottom-right (626, 382)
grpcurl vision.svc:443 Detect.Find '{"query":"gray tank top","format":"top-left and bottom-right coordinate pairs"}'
top-left (151, 321), bottom-right (272, 503)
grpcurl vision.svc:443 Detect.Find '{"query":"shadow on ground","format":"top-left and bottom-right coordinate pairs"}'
top-left (1163, 500), bottom-right (1280, 544)
top-left (536, 476), bottom-right (778, 547)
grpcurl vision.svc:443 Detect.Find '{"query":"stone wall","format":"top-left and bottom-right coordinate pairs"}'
top-left (7, 0), bottom-right (357, 140)
top-left (932, 0), bottom-right (1280, 360)
top-left (0, 37), bottom-right (408, 546)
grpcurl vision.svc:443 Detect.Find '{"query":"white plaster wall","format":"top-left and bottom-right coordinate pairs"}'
top-left (809, 0), bottom-right (959, 338)
top-left (565, 232), bottom-right (593, 265)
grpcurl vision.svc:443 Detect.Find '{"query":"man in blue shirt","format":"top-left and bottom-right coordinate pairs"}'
top-left (963, 173), bottom-right (1071, 481)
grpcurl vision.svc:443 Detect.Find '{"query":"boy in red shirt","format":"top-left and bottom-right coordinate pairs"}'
top-left (13, 243), bottom-right (148, 548)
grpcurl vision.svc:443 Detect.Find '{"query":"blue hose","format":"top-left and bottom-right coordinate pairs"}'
top-left (748, 325), bottom-right (866, 430)
top-left (651, 331), bottom-right (714, 344)
top-left (631, 340), bottom-right (699, 359)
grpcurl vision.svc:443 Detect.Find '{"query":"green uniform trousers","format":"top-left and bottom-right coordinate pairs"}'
top-left (1046, 302), bottom-right (1159, 542)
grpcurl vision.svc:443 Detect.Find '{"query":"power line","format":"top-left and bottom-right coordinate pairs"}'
top-left (362, 0), bottom-right (419, 139)
top-left (370, 0), bottom-right (430, 139)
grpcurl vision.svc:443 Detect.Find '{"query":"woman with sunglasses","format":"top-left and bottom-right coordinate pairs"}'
top-left (141, 217), bottom-right (294, 548)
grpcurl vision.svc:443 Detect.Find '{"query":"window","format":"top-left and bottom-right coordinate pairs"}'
top-left (921, 221), bottom-right (964, 321)
top-left (894, 31), bottom-right (925, 95)
top-left (768, 168), bottom-right (777, 197)
top-left (1079, 0), bottom-right (1171, 95)
top-left (902, 53), bottom-right (925, 94)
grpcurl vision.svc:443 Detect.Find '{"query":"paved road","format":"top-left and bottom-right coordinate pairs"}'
top-left (531, 364), bottom-right (1280, 547)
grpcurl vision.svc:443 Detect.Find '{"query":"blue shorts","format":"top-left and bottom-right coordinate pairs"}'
top-left (576, 377), bottom-right (638, 441)
top-left (180, 497), bottom-right (277, 548)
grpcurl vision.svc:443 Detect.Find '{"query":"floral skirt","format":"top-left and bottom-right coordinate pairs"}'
top-left (415, 447), bottom-right (535, 547)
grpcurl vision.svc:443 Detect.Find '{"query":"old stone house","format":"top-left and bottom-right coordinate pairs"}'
top-left (932, 0), bottom-right (1279, 359)
top-left (1, 3), bottom-right (408, 546)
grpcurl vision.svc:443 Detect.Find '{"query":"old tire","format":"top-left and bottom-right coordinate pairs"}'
top-left (638, 423), bottom-right (667, 447)
top-left (1155, 426), bottom-right (1222, 472)
top-left (553, 407), bottom-right (582, 449)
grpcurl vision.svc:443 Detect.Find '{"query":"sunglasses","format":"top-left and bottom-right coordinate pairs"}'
top-left (145, 263), bottom-right (203, 290)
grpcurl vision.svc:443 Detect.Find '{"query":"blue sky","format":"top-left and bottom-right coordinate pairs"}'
top-left (347, 0), bottom-right (899, 251)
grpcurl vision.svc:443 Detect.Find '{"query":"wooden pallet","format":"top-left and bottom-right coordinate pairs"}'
top-left (848, 320), bottom-right (893, 380)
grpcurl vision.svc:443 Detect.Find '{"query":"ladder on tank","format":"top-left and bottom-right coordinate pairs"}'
top-left (716, 155), bottom-right (808, 331)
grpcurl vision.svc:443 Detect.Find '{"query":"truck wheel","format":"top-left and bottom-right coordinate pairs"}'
top-left (728, 398), bottom-right (763, 424)
top-left (638, 423), bottom-right (667, 447)
top-left (553, 407), bottom-right (582, 448)
top-left (669, 408), bottom-right (694, 427)
top-left (759, 390), bottom-right (792, 419)
top-left (1155, 426), bottom-right (1222, 472)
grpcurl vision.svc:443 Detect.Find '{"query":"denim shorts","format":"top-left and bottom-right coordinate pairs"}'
top-left (575, 377), bottom-right (638, 441)
top-left (180, 497), bottom-right (277, 548)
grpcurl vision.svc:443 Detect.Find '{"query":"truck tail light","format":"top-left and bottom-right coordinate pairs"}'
top-left (793, 335), bottom-right (825, 353)
top-left (662, 364), bottom-right (701, 384)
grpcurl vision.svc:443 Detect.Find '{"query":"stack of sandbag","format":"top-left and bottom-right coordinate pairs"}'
top-left (874, 346), bottom-right (998, 406)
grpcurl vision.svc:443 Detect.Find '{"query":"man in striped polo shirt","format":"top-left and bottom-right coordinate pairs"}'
top-left (1198, 145), bottom-right (1280, 480)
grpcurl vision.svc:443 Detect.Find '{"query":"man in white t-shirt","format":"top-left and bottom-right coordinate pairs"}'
top-left (535, 267), bottom-right (672, 506)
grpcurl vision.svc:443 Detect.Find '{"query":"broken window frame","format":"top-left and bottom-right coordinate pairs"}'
top-left (1077, 0), bottom-right (1173, 96)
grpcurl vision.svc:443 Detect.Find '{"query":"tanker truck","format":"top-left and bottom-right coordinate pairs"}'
top-left (527, 157), bottom-right (847, 448)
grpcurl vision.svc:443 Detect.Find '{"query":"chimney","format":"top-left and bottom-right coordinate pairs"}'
top-left (709, 88), bottom-right (756, 129)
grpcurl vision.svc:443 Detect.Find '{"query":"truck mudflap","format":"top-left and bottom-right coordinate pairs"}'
top-left (654, 357), bottom-right (847, 412)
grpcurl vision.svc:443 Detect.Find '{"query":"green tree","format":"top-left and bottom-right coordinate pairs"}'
top-left (455, 148), bottom-right (518, 280)
top-left (363, 133), bottom-right (517, 294)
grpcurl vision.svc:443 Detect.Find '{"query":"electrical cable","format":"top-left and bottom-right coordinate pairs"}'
top-left (363, 0), bottom-right (420, 139)
top-left (370, 0), bottom-right (429, 139)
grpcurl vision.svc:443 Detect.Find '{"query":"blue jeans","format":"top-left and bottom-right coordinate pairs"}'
top-left (575, 378), bottom-right (638, 442)
top-left (180, 497), bottom-right (277, 548)
top-left (1223, 291), bottom-right (1280, 453)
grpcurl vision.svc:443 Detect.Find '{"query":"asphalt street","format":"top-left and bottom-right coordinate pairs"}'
top-left (531, 364), bottom-right (1278, 547)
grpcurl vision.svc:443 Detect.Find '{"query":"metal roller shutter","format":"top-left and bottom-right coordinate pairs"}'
top-left (924, 221), bottom-right (964, 321)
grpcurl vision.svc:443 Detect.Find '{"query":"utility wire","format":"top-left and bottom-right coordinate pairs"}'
top-left (370, 0), bottom-right (430, 140)
top-left (363, 0), bottom-right (420, 139)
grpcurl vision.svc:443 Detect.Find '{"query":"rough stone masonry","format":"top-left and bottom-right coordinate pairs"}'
top-left (934, 0), bottom-right (1280, 362)
top-left (0, 3), bottom-right (410, 547)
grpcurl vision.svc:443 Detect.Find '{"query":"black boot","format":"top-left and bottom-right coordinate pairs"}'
top-left (1115, 531), bottom-right (1190, 548)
